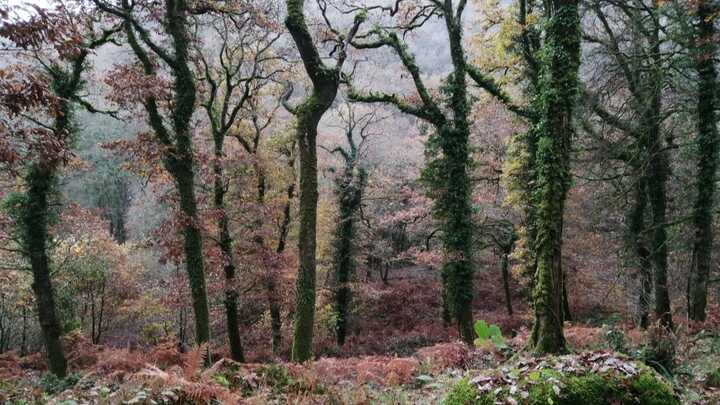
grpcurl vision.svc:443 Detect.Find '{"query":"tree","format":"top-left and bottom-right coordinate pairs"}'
top-left (322, 103), bottom-right (378, 345)
top-left (193, 4), bottom-right (282, 362)
top-left (91, 162), bottom-right (132, 244)
top-left (350, 0), bottom-right (526, 343)
top-left (526, 0), bottom-right (581, 354)
top-left (687, 0), bottom-right (719, 322)
top-left (581, 0), bottom-right (675, 330)
top-left (0, 2), bottom-right (118, 376)
top-left (94, 0), bottom-right (212, 345)
top-left (51, 205), bottom-right (140, 344)
top-left (282, 0), bottom-right (366, 362)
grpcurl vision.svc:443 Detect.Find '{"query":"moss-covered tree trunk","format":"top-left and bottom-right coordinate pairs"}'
top-left (529, 0), bottom-right (580, 354)
top-left (688, 0), bottom-right (719, 322)
top-left (23, 164), bottom-right (67, 378)
top-left (163, 13), bottom-right (211, 345)
top-left (172, 157), bottom-right (211, 344)
top-left (292, 108), bottom-right (324, 361)
top-left (120, 0), bottom-right (211, 345)
top-left (350, 5), bottom-right (478, 343)
top-left (627, 176), bottom-right (652, 328)
top-left (441, 11), bottom-right (475, 344)
top-left (19, 54), bottom-right (91, 377)
top-left (647, 134), bottom-right (672, 331)
top-left (333, 158), bottom-right (366, 345)
top-left (284, 0), bottom-right (364, 361)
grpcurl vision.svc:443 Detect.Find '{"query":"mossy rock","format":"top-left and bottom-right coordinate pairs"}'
top-left (443, 353), bottom-right (679, 405)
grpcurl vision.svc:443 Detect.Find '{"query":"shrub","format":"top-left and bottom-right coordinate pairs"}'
top-left (601, 323), bottom-right (627, 353)
top-left (443, 378), bottom-right (486, 405)
top-left (39, 372), bottom-right (80, 395)
top-left (642, 323), bottom-right (676, 374)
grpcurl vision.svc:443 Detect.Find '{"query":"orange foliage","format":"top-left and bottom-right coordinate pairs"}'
top-left (93, 349), bottom-right (145, 378)
top-left (416, 342), bottom-right (469, 372)
top-left (148, 340), bottom-right (184, 369)
top-left (563, 324), bottom-right (603, 349)
top-left (0, 351), bottom-right (23, 380)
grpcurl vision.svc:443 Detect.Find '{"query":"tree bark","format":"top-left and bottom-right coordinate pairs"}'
top-left (120, 0), bottom-right (211, 345)
top-left (17, 52), bottom-right (90, 377)
top-left (645, 4), bottom-right (673, 331)
top-left (688, 0), bottom-right (719, 322)
top-left (284, 0), bottom-right (364, 362)
top-left (501, 250), bottom-right (513, 316)
top-left (24, 164), bottom-right (67, 377)
top-left (441, 10), bottom-right (475, 344)
top-left (292, 111), bottom-right (322, 361)
top-left (628, 176), bottom-right (652, 328)
top-left (333, 164), bottom-right (365, 346)
top-left (529, 0), bottom-right (581, 354)
top-left (173, 159), bottom-right (211, 344)
top-left (270, 162), bottom-right (295, 355)
top-left (212, 132), bottom-right (244, 362)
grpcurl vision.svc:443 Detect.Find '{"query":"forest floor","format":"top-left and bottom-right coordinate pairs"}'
top-left (1, 268), bottom-right (720, 404)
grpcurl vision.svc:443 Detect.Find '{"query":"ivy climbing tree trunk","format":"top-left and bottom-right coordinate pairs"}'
top-left (105, 0), bottom-right (211, 345)
top-left (440, 6), bottom-right (475, 344)
top-left (23, 164), bottom-right (67, 378)
top-left (172, 157), bottom-right (211, 344)
top-left (350, 0), bottom-right (482, 345)
top-left (688, 0), bottom-right (719, 322)
top-left (528, 0), bottom-right (581, 354)
top-left (328, 107), bottom-right (371, 346)
top-left (17, 50), bottom-right (95, 378)
top-left (332, 165), bottom-right (366, 346)
top-left (284, 0), bottom-right (365, 361)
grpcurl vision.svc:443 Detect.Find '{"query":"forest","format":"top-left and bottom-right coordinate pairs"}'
top-left (0, 0), bottom-right (718, 403)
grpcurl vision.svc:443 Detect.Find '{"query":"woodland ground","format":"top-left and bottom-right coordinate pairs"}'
top-left (1, 267), bottom-right (719, 404)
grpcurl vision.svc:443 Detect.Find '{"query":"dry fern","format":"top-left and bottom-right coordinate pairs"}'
top-left (132, 345), bottom-right (241, 404)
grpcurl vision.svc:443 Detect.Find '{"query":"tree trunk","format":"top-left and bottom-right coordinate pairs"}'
top-left (284, 0), bottom-right (360, 362)
top-left (270, 175), bottom-right (295, 355)
top-left (562, 268), bottom-right (571, 322)
top-left (24, 164), bottom-right (67, 377)
top-left (172, 158), bottom-right (211, 345)
top-left (292, 115), bottom-right (321, 361)
top-left (529, 0), bottom-right (581, 354)
top-left (212, 132), bottom-right (244, 362)
top-left (647, 145), bottom-right (673, 330)
top-left (628, 176), bottom-right (652, 328)
top-left (645, 6), bottom-right (673, 331)
top-left (688, 0), bottom-right (719, 322)
top-left (332, 167), bottom-right (364, 346)
top-left (440, 8), bottom-right (475, 345)
top-left (21, 306), bottom-right (27, 357)
top-left (501, 246), bottom-right (514, 317)
top-left (122, 0), bottom-right (211, 347)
